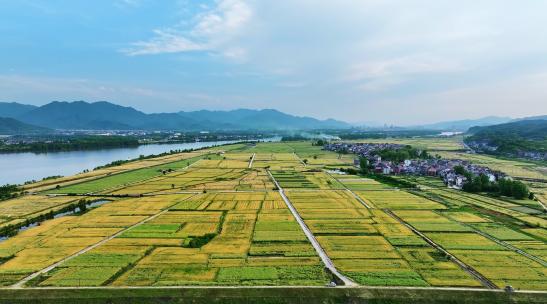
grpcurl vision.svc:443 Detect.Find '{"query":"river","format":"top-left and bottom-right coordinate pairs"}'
top-left (0, 139), bottom-right (278, 185)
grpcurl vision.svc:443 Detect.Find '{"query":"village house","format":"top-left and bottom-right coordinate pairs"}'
top-left (324, 142), bottom-right (505, 189)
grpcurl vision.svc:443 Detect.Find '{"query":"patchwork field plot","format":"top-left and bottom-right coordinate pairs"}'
top-left (333, 174), bottom-right (392, 191)
top-left (0, 195), bottom-right (86, 230)
top-left (356, 191), bottom-right (447, 210)
top-left (3, 141), bottom-right (546, 291)
top-left (48, 155), bottom-right (207, 194)
top-left (285, 191), bottom-right (480, 287)
top-left (30, 192), bottom-right (329, 287)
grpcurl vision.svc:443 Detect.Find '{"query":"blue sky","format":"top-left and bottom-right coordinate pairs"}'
top-left (1, 0), bottom-right (547, 125)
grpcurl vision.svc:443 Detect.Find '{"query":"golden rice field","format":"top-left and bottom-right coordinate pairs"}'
top-left (0, 141), bottom-right (545, 291)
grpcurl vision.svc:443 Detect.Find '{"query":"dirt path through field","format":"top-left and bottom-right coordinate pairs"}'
top-left (248, 153), bottom-right (256, 168)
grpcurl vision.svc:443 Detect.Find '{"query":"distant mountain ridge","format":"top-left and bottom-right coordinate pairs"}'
top-left (411, 116), bottom-right (512, 131)
top-left (465, 118), bottom-right (547, 160)
top-left (0, 117), bottom-right (50, 134)
top-left (467, 119), bottom-right (547, 140)
top-left (0, 102), bottom-right (38, 118)
top-left (0, 101), bottom-right (350, 131)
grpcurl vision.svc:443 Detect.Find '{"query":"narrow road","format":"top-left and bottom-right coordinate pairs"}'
top-left (248, 153), bottom-right (256, 169)
top-left (346, 189), bottom-right (372, 209)
top-left (535, 198), bottom-right (547, 212)
top-left (384, 209), bottom-right (498, 290)
top-left (323, 170), bottom-right (372, 209)
top-left (267, 171), bottom-right (356, 287)
top-left (293, 152), bottom-right (307, 167)
top-left (12, 194), bottom-right (198, 288)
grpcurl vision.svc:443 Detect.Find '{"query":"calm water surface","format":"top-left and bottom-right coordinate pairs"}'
top-left (0, 140), bottom-right (274, 185)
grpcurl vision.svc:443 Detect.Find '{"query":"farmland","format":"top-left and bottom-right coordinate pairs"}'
top-left (0, 141), bottom-right (545, 302)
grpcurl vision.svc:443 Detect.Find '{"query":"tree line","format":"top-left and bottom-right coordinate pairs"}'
top-left (0, 136), bottom-right (139, 153)
top-left (454, 165), bottom-right (530, 199)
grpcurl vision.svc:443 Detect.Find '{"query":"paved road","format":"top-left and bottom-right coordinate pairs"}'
top-left (384, 209), bottom-right (498, 290)
top-left (267, 171), bottom-right (356, 287)
top-left (248, 153), bottom-right (256, 169)
top-left (12, 194), bottom-right (199, 288)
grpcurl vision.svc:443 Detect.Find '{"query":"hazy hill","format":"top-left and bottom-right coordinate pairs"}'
top-left (178, 109), bottom-right (349, 130)
top-left (467, 119), bottom-right (547, 140)
top-left (0, 102), bottom-right (38, 118)
top-left (515, 115), bottom-right (547, 122)
top-left (0, 117), bottom-right (51, 134)
top-left (465, 118), bottom-right (547, 160)
top-left (2, 101), bottom-right (350, 131)
top-left (413, 116), bottom-right (512, 131)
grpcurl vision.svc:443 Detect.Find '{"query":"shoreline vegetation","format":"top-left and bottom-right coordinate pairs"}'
top-left (0, 132), bottom-right (275, 154)
top-left (0, 136), bottom-right (139, 153)
top-left (0, 140), bottom-right (245, 201)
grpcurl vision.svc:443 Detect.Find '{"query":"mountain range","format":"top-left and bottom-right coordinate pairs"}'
top-left (1, 101), bottom-right (544, 134)
top-left (0, 101), bottom-right (350, 131)
top-left (467, 118), bottom-right (547, 140)
top-left (465, 118), bottom-right (547, 159)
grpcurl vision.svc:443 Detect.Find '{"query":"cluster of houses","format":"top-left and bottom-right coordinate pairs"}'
top-left (324, 142), bottom-right (407, 157)
top-left (515, 150), bottom-right (547, 161)
top-left (324, 142), bottom-right (505, 189)
top-left (467, 140), bottom-right (547, 161)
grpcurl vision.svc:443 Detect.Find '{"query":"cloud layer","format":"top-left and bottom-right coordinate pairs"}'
top-left (1, 0), bottom-right (547, 124)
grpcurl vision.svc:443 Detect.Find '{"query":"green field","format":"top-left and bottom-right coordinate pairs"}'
top-left (0, 141), bottom-right (545, 297)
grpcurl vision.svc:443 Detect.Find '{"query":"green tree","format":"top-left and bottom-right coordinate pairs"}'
top-left (453, 165), bottom-right (466, 175)
top-left (498, 178), bottom-right (513, 197)
top-left (463, 176), bottom-right (482, 193)
top-left (78, 199), bottom-right (87, 213)
top-left (359, 157), bottom-right (369, 174)
top-left (511, 181), bottom-right (529, 199)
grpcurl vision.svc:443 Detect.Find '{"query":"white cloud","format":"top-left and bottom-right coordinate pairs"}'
top-left (123, 0), bottom-right (252, 57)
top-left (10, 1), bottom-right (547, 123)
top-left (358, 72), bottom-right (547, 125)
top-left (123, 30), bottom-right (206, 55)
top-left (345, 55), bottom-right (467, 91)
top-left (347, 56), bottom-right (466, 81)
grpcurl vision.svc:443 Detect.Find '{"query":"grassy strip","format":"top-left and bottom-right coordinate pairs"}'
top-left (47, 155), bottom-right (207, 195)
top-left (0, 287), bottom-right (544, 304)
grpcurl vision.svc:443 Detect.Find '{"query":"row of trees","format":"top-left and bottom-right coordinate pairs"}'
top-left (454, 165), bottom-right (530, 199)
top-left (0, 184), bottom-right (19, 201)
top-left (0, 199), bottom-right (89, 238)
top-left (374, 145), bottom-right (431, 163)
top-left (0, 136), bottom-right (139, 153)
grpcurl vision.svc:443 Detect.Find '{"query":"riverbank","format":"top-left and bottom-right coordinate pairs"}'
top-left (0, 139), bottom-right (278, 185)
